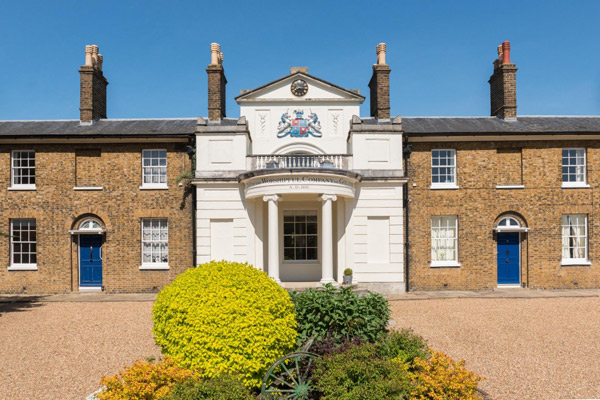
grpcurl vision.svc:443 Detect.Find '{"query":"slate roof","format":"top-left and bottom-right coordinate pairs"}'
top-left (402, 116), bottom-right (600, 136)
top-left (0, 118), bottom-right (197, 137)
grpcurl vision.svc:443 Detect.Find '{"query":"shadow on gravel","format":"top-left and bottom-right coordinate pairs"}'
top-left (0, 297), bottom-right (46, 317)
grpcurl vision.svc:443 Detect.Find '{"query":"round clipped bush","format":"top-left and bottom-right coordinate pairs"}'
top-left (152, 261), bottom-right (297, 388)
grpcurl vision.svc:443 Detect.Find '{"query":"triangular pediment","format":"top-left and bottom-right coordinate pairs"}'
top-left (235, 72), bottom-right (365, 103)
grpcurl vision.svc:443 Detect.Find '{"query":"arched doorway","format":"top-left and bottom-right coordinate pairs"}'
top-left (70, 217), bottom-right (106, 290)
top-left (494, 215), bottom-right (528, 286)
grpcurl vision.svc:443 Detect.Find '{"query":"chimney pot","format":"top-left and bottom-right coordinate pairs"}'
top-left (91, 45), bottom-right (99, 66)
top-left (210, 42), bottom-right (221, 65)
top-left (501, 41), bottom-right (511, 64)
top-left (290, 66), bottom-right (308, 74)
top-left (85, 45), bottom-right (93, 66)
top-left (376, 43), bottom-right (387, 65)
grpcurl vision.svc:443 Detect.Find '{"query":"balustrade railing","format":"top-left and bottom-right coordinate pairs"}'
top-left (249, 154), bottom-right (351, 170)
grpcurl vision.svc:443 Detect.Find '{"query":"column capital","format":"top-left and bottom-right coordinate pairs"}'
top-left (321, 194), bottom-right (337, 203)
top-left (263, 194), bottom-right (280, 203)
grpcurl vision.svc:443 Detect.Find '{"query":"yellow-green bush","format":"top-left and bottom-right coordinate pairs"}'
top-left (152, 260), bottom-right (297, 388)
top-left (97, 357), bottom-right (195, 400)
top-left (410, 350), bottom-right (483, 400)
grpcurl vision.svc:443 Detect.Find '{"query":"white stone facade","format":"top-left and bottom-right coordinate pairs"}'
top-left (194, 71), bottom-right (406, 293)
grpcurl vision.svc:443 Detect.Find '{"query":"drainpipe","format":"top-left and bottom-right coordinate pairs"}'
top-left (186, 137), bottom-right (197, 267)
top-left (70, 235), bottom-right (73, 292)
top-left (403, 139), bottom-right (413, 292)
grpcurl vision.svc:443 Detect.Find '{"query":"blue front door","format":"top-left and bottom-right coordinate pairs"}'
top-left (497, 232), bottom-right (520, 285)
top-left (80, 235), bottom-right (103, 287)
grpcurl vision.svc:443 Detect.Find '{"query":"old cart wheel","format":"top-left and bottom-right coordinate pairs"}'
top-left (261, 351), bottom-right (318, 399)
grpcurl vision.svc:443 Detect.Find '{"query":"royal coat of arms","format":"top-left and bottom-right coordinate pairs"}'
top-left (277, 109), bottom-right (322, 138)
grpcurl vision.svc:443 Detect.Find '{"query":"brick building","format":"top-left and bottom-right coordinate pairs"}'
top-left (0, 45), bottom-right (195, 293)
top-left (2, 41), bottom-right (600, 294)
top-left (405, 42), bottom-right (600, 290)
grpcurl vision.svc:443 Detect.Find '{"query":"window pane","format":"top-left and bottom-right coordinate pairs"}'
top-left (142, 150), bottom-right (167, 186)
top-left (431, 216), bottom-right (457, 262)
top-left (431, 150), bottom-right (455, 185)
top-left (295, 248), bottom-right (306, 260)
top-left (12, 151), bottom-right (35, 186)
top-left (562, 214), bottom-right (587, 260)
top-left (283, 211), bottom-right (318, 261)
top-left (11, 219), bottom-right (36, 265)
top-left (562, 149), bottom-right (586, 183)
top-left (141, 219), bottom-right (168, 264)
top-left (284, 223), bottom-right (294, 235)
top-left (284, 248), bottom-right (294, 260)
top-left (284, 236), bottom-right (294, 247)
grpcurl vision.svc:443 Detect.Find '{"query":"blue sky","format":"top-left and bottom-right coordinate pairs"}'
top-left (1, 0), bottom-right (599, 120)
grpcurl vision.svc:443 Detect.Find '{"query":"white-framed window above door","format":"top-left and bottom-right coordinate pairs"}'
top-left (79, 218), bottom-right (103, 231)
top-left (494, 215), bottom-right (529, 233)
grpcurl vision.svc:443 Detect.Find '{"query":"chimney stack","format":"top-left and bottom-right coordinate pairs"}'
top-left (489, 41), bottom-right (517, 119)
top-left (79, 44), bottom-right (108, 122)
top-left (207, 42), bottom-right (227, 121)
top-left (369, 43), bottom-right (391, 119)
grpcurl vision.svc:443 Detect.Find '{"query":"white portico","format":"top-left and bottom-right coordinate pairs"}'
top-left (194, 44), bottom-right (407, 293)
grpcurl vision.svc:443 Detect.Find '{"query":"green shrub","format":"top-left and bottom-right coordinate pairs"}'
top-left (290, 284), bottom-right (390, 345)
top-left (410, 350), bottom-right (483, 400)
top-left (152, 260), bottom-right (297, 389)
top-left (97, 357), bottom-right (195, 400)
top-left (313, 342), bottom-right (413, 400)
top-left (343, 268), bottom-right (353, 276)
top-left (165, 375), bottom-right (253, 400)
top-left (376, 329), bottom-right (429, 364)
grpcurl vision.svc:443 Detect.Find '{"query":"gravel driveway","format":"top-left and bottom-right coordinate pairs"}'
top-left (390, 297), bottom-right (600, 400)
top-left (0, 301), bottom-right (160, 400)
top-left (1, 296), bottom-right (599, 400)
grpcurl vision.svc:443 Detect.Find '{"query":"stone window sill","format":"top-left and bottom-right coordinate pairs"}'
top-left (561, 259), bottom-right (591, 266)
top-left (561, 183), bottom-right (590, 189)
top-left (139, 264), bottom-right (170, 270)
top-left (430, 184), bottom-right (459, 190)
top-left (496, 185), bottom-right (525, 189)
top-left (74, 186), bottom-right (104, 191)
top-left (7, 265), bottom-right (38, 271)
top-left (139, 185), bottom-right (169, 190)
top-left (8, 186), bottom-right (36, 191)
top-left (430, 261), bottom-right (461, 268)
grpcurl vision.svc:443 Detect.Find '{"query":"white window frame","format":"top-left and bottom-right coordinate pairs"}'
top-left (140, 149), bottom-right (168, 189)
top-left (561, 214), bottom-right (590, 266)
top-left (430, 149), bottom-right (458, 189)
top-left (562, 148), bottom-right (589, 188)
top-left (430, 215), bottom-right (460, 267)
top-left (282, 210), bottom-right (319, 263)
top-left (8, 219), bottom-right (37, 271)
top-left (139, 218), bottom-right (169, 270)
top-left (10, 150), bottom-right (36, 190)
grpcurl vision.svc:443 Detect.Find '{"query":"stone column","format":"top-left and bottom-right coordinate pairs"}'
top-left (263, 195), bottom-right (281, 283)
top-left (320, 194), bottom-right (337, 284)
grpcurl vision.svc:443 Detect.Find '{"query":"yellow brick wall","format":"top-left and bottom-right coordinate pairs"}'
top-left (408, 140), bottom-right (600, 290)
top-left (0, 142), bottom-right (194, 294)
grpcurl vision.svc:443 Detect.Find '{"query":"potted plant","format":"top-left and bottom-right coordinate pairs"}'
top-left (343, 268), bottom-right (353, 285)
